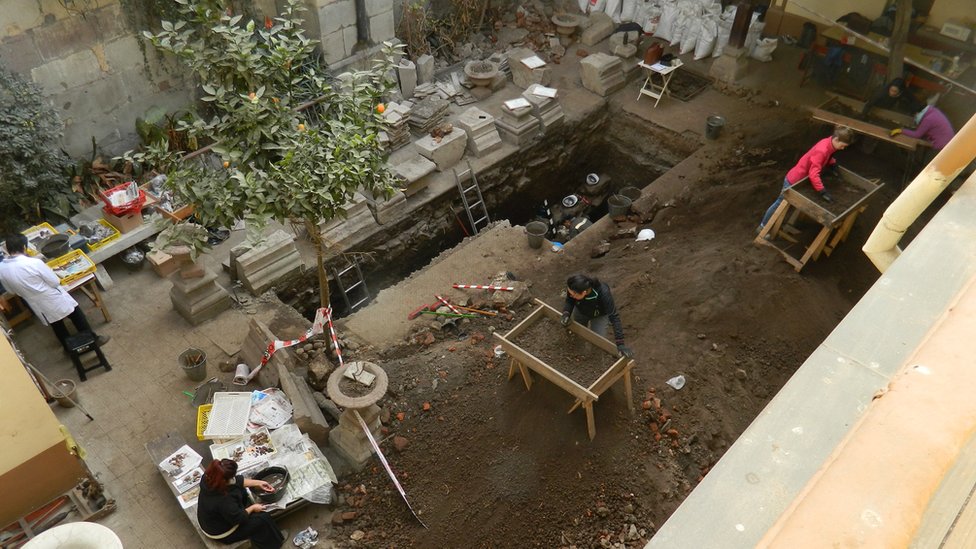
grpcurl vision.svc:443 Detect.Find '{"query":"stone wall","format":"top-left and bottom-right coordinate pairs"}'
top-left (0, 0), bottom-right (397, 157)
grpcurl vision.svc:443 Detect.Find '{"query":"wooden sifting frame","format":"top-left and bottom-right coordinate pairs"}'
top-left (493, 298), bottom-right (634, 440)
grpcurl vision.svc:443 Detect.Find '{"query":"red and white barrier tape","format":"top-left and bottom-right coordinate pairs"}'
top-left (452, 284), bottom-right (515, 291)
top-left (355, 410), bottom-right (428, 528)
top-left (434, 294), bottom-right (461, 315)
top-left (246, 306), bottom-right (331, 382)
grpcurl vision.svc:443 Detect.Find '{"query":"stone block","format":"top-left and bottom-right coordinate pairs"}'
top-left (169, 266), bottom-right (232, 325)
top-left (613, 43), bottom-right (637, 58)
top-left (397, 59), bottom-right (417, 99)
top-left (580, 52), bottom-right (625, 96)
top-left (277, 365), bottom-right (331, 445)
top-left (330, 404), bottom-right (381, 470)
top-left (0, 0), bottom-right (42, 36)
top-left (32, 12), bottom-right (97, 61)
top-left (321, 29), bottom-right (346, 64)
top-left (375, 191), bottom-right (408, 224)
top-left (507, 47), bottom-right (552, 90)
top-left (235, 230), bottom-right (304, 295)
top-left (608, 30), bottom-right (640, 50)
top-left (581, 12), bottom-right (615, 46)
top-left (239, 318), bottom-right (285, 388)
top-left (369, 10), bottom-right (395, 43)
top-left (30, 49), bottom-right (102, 94)
top-left (390, 153), bottom-right (436, 184)
top-left (414, 129), bottom-right (467, 171)
top-left (0, 32), bottom-right (44, 75)
top-left (342, 25), bottom-right (358, 57)
top-left (456, 107), bottom-right (502, 157)
top-left (416, 54), bottom-right (434, 84)
top-left (319, 0), bottom-right (356, 35)
top-left (103, 35), bottom-right (145, 73)
top-left (365, 0), bottom-right (392, 17)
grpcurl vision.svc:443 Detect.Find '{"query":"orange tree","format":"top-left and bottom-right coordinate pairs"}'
top-left (136, 0), bottom-right (399, 307)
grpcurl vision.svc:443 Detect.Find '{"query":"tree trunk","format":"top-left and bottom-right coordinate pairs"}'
top-left (887, 0), bottom-right (913, 82)
top-left (304, 218), bottom-right (331, 309)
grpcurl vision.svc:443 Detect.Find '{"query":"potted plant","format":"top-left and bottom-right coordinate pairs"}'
top-left (153, 222), bottom-right (211, 277)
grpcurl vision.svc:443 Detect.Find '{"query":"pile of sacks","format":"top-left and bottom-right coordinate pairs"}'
top-left (579, 0), bottom-right (778, 62)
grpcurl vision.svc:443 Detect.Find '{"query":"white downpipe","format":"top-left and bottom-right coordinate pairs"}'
top-left (863, 114), bottom-right (976, 272)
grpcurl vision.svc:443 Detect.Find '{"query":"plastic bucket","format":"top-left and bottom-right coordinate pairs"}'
top-left (705, 115), bottom-right (726, 140)
top-left (52, 379), bottom-right (78, 408)
top-left (607, 194), bottom-right (632, 217)
top-left (619, 186), bottom-right (641, 202)
top-left (526, 221), bottom-right (548, 249)
top-left (179, 348), bottom-right (208, 382)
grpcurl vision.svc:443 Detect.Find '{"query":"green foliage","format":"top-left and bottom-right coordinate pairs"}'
top-left (153, 221), bottom-right (211, 261)
top-left (134, 0), bottom-right (401, 235)
top-left (0, 66), bottom-right (75, 232)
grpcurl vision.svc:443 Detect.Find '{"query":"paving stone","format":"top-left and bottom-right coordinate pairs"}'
top-left (414, 128), bottom-right (467, 171)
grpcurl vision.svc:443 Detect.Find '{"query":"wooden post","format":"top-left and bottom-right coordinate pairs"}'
top-left (887, 0), bottom-right (913, 82)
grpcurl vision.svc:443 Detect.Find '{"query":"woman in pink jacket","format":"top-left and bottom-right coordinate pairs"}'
top-left (759, 126), bottom-right (855, 229)
top-left (891, 105), bottom-right (955, 151)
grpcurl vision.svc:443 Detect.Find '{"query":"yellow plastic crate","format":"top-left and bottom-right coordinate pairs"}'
top-left (46, 249), bottom-right (96, 286)
top-left (196, 404), bottom-right (213, 441)
top-left (85, 219), bottom-right (121, 252)
top-left (21, 222), bottom-right (58, 257)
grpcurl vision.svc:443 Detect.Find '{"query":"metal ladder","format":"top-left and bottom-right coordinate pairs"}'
top-left (454, 161), bottom-right (490, 235)
top-left (332, 259), bottom-right (370, 312)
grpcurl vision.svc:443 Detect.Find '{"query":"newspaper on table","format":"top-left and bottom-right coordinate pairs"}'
top-left (172, 466), bottom-right (204, 494)
top-left (158, 444), bottom-right (203, 480)
top-left (210, 426), bottom-right (277, 470)
top-left (504, 97), bottom-right (531, 110)
top-left (243, 425), bottom-right (337, 507)
top-left (521, 55), bottom-right (546, 68)
top-left (531, 85), bottom-right (558, 98)
top-left (178, 485), bottom-right (201, 509)
top-left (249, 388), bottom-right (294, 430)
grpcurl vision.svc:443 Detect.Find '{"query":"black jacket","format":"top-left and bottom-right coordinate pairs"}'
top-left (198, 475), bottom-right (249, 536)
top-left (861, 79), bottom-right (923, 116)
top-left (563, 282), bottom-right (625, 343)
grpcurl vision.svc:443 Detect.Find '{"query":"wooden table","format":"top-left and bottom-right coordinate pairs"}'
top-left (493, 298), bottom-right (634, 440)
top-left (71, 204), bottom-right (166, 289)
top-left (755, 167), bottom-right (884, 271)
top-left (1, 273), bottom-right (109, 328)
top-left (637, 60), bottom-right (683, 108)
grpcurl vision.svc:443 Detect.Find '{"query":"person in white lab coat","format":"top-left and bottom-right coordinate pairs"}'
top-left (0, 235), bottom-right (109, 350)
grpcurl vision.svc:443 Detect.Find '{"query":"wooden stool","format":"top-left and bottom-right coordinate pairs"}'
top-left (65, 332), bottom-right (111, 382)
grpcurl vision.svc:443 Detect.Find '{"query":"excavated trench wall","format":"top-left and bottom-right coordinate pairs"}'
top-left (278, 106), bottom-right (699, 318)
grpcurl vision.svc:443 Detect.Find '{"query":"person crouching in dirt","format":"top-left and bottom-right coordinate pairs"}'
top-left (561, 274), bottom-right (634, 358)
top-left (758, 125), bottom-right (855, 231)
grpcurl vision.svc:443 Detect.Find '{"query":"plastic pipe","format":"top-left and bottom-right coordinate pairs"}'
top-left (863, 114), bottom-right (976, 272)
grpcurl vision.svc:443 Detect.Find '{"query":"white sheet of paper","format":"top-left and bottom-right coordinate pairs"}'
top-left (521, 55), bottom-right (546, 69)
top-left (504, 98), bottom-right (531, 110)
top-left (532, 86), bottom-right (558, 98)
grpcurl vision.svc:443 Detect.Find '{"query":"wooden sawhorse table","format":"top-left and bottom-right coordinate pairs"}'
top-left (637, 60), bottom-right (683, 108)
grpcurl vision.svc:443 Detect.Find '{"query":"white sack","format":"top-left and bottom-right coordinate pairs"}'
top-left (621, 0), bottom-right (639, 22)
top-left (680, 16), bottom-right (702, 54)
top-left (605, 0), bottom-right (622, 22)
top-left (695, 16), bottom-right (718, 59)
top-left (712, 6), bottom-right (735, 57)
top-left (589, 0), bottom-right (608, 14)
top-left (745, 16), bottom-right (765, 55)
top-left (751, 37), bottom-right (778, 61)
top-left (655, 3), bottom-right (677, 42)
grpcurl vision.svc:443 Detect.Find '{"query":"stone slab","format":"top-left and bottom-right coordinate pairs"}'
top-left (277, 364), bottom-right (331, 445)
top-left (397, 59), bottom-right (417, 99)
top-left (390, 153), bottom-right (436, 183)
top-left (581, 12), bottom-right (614, 46)
top-left (414, 129), bottom-right (467, 172)
top-left (416, 54), bottom-right (435, 84)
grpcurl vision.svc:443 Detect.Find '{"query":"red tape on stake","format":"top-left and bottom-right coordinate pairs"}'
top-left (248, 307), bottom-right (331, 382)
top-left (355, 410), bottom-right (428, 529)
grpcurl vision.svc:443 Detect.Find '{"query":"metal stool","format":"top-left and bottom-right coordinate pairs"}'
top-left (65, 332), bottom-right (111, 381)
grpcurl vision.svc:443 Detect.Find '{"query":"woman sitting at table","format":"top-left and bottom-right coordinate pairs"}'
top-left (197, 458), bottom-right (285, 548)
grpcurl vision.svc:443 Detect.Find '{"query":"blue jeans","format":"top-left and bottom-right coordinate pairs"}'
top-left (760, 177), bottom-right (792, 228)
top-left (573, 310), bottom-right (609, 337)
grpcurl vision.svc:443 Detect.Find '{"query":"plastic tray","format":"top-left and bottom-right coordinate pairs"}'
top-left (21, 222), bottom-right (58, 257)
top-left (46, 249), bottom-right (96, 286)
top-left (85, 219), bottom-right (121, 252)
top-left (99, 182), bottom-right (146, 216)
top-left (202, 392), bottom-right (253, 440)
top-left (196, 404), bottom-right (213, 441)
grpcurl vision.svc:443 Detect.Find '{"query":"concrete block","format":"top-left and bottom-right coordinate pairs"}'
top-left (613, 43), bottom-right (637, 58)
top-left (0, 0), bottom-right (42, 36)
top-left (321, 29), bottom-right (346, 64)
top-left (342, 24), bottom-right (358, 57)
top-left (318, 0), bottom-right (356, 35)
top-left (416, 54), bottom-right (434, 84)
top-left (369, 10), bottom-right (395, 43)
top-left (30, 49), bottom-right (102, 94)
top-left (581, 12), bottom-right (615, 46)
top-left (580, 52), bottom-right (625, 96)
top-left (0, 32), bottom-right (44, 75)
top-left (32, 12), bottom-right (97, 61)
top-left (397, 59), bottom-right (417, 99)
top-left (236, 231), bottom-right (305, 294)
top-left (457, 107), bottom-right (502, 157)
top-left (414, 129), bottom-right (467, 172)
top-left (169, 266), bottom-right (232, 326)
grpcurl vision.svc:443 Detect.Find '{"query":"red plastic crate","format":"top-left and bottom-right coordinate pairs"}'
top-left (99, 182), bottom-right (146, 216)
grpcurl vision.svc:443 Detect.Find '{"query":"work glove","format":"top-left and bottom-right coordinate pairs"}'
top-left (560, 312), bottom-right (571, 327)
top-left (890, 128), bottom-right (903, 137)
top-left (819, 191), bottom-right (834, 203)
top-left (825, 163), bottom-right (839, 176)
top-left (616, 343), bottom-right (634, 359)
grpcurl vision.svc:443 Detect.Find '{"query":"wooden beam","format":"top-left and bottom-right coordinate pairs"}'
top-left (534, 298), bottom-right (620, 355)
top-left (504, 304), bottom-right (545, 338)
top-left (810, 107), bottom-right (925, 151)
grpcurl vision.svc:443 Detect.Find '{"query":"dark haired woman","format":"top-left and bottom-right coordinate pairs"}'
top-left (561, 274), bottom-right (633, 358)
top-left (197, 458), bottom-right (284, 548)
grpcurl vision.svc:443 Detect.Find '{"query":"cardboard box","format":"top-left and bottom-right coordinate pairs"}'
top-left (102, 210), bottom-right (143, 234)
top-left (940, 20), bottom-right (972, 43)
top-left (147, 250), bottom-right (180, 278)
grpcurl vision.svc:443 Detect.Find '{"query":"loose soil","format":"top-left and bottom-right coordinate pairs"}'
top-left (322, 106), bottom-right (902, 548)
top-left (793, 172), bottom-right (878, 215)
top-left (338, 376), bottom-right (375, 398)
top-left (510, 315), bottom-right (617, 388)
